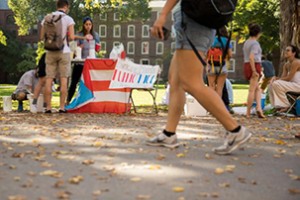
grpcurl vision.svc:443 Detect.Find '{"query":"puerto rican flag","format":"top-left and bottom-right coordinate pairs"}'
top-left (65, 59), bottom-right (131, 113)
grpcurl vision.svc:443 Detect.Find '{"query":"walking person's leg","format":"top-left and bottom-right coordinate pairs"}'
top-left (148, 50), bottom-right (252, 154)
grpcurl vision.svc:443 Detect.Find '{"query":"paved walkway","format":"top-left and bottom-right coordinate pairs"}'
top-left (0, 111), bottom-right (299, 200)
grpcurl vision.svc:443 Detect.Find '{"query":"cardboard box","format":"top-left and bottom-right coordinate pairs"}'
top-left (184, 95), bottom-right (207, 116)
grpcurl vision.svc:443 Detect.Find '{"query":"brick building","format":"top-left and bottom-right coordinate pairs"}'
top-left (93, 0), bottom-right (245, 82)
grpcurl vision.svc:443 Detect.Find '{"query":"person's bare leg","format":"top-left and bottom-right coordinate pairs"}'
top-left (59, 77), bottom-right (68, 110)
top-left (164, 52), bottom-right (186, 132)
top-left (174, 49), bottom-right (238, 131)
top-left (255, 84), bottom-right (265, 118)
top-left (44, 78), bottom-right (53, 111)
top-left (216, 74), bottom-right (226, 97)
top-left (33, 77), bottom-right (46, 100)
top-left (246, 76), bottom-right (259, 117)
top-left (207, 75), bottom-right (217, 91)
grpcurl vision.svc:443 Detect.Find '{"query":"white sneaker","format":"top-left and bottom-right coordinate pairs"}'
top-left (146, 133), bottom-right (180, 148)
top-left (213, 126), bottom-right (252, 155)
top-left (30, 104), bottom-right (38, 113)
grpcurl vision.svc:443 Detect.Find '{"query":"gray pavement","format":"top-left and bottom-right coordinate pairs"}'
top-left (0, 111), bottom-right (299, 200)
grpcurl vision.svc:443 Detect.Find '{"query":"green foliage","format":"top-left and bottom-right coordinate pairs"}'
top-left (0, 30), bottom-right (36, 83)
top-left (233, 0), bottom-right (280, 54)
top-left (0, 30), bottom-right (7, 45)
top-left (8, 0), bottom-right (151, 36)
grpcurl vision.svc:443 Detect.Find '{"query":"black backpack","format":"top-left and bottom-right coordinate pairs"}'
top-left (181, 0), bottom-right (238, 29)
top-left (181, 0), bottom-right (236, 71)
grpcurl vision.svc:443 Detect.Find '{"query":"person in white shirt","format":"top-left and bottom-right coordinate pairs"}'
top-left (11, 69), bottom-right (38, 112)
top-left (41, 0), bottom-right (75, 113)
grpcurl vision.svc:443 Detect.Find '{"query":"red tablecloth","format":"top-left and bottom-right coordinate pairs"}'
top-left (66, 59), bottom-right (131, 113)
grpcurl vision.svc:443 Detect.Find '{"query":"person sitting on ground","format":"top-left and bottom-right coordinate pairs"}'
top-left (260, 54), bottom-right (275, 93)
top-left (268, 45), bottom-right (300, 113)
top-left (11, 68), bottom-right (39, 112)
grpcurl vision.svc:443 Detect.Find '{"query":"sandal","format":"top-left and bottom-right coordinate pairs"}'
top-left (256, 110), bottom-right (266, 118)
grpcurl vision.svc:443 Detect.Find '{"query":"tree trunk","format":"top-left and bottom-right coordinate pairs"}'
top-left (280, 0), bottom-right (300, 74)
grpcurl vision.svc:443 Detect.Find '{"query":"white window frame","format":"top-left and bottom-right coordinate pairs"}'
top-left (113, 25), bottom-right (121, 38)
top-left (113, 41), bottom-right (121, 47)
top-left (171, 42), bottom-right (176, 54)
top-left (99, 25), bottom-right (107, 37)
top-left (230, 40), bottom-right (236, 54)
top-left (100, 41), bottom-right (106, 51)
top-left (127, 25), bottom-right (135, 38)
top-left (156, 42), bottom-right (164, 55)
top-left (114, 13), bottom-right (120, 21)
top-left (141, 42), bottom-right (149, 55)
top-left (127, 42), bottom-right (135, 55)
top-left (140, 59), bottom-right (150, 65)
top-left (142, 25), bottom-right (150, 38)
top-left (99, 13), bottom-right (107, 21)
top-left (228, 58), bottom-right (236, 73)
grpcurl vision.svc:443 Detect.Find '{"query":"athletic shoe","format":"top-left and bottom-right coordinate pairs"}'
top-left (146, 133), bottom-right (180, 148)
top-left (30, 104), bottom-right (38, 113)
top-left (213, 126), bottom-right (252, 155)
top-left (45, 110), bottom-right (52, 114)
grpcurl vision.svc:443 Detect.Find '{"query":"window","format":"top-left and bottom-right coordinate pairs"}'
top-left (113, 25), bottom-right (121, 38)
top-left (140, 59), bottom-right (149, 65)
top-left (99, 25), bottom-right (107, 37)
top-left (6, 15), bottom-right (14, 25)
top-left (128, 25), bottom-right (135, 38)
top-left (171, 42), bottom-right (176, 54)
top-left (142, 25), bottom-right (150, 38)
top-left (100, 42), bottom-right (106, 51)
top-left (227, 58), bottom-right (236, 72)
top-left (156, 42), bottom-right (164, 55)
top-left (113, 41), bottom-right (121, 47)
top-left (114, 13), bottom-right (120, 21)
top-left (127, 42), bottom-right (135, 55)
top-left (171, 25), bottom-right (176, 38)
top-left (141, 42), bottom-right (149, 54)
top-left (99, 13), bottom-right (107, 21)
top-left (230, 40), bottom-right (236, 54)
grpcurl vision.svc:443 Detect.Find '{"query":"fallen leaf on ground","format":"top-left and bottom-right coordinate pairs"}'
top-left (172, 187), bottom-right (184, 192)
top-left (69, 176), bottom-right (84, 184)
top-left (288, 188), bottom-right (300, 195)
top-left (130, 177), bottom-right (142, 182)
top-left (40, 170), bottom-right (63, 178)
top-left (214, 168), bottom-right (224, 175)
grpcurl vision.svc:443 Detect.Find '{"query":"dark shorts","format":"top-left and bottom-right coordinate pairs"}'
top-left (244, 63), bottom-right (262, 80)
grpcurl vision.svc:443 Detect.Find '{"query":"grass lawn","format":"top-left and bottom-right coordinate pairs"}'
top-left (0, 84), bottom-right (249, 111)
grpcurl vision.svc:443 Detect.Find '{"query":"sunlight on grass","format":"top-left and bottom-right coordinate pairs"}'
top-left (0, 84), bottom-right (250, 111)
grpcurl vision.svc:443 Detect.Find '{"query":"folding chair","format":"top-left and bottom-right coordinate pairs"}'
top-left (286, 91), bottom-right (300, 115)
top-left (128, 69), bottom-right (161, 114)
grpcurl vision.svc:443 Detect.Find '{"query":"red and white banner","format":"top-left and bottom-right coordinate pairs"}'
top-left (109, 58), bottom-right (160, 89)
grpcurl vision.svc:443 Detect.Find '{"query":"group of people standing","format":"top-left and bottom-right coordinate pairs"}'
top-left (12, 0), bottom-right (99, 113)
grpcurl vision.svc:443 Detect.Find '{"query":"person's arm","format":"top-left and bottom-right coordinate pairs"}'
top-left (68, 24), bottom-right (75, 41)
top-left (151, 0), bottom-right (178, 40)
top-left (249, 52), bottom-right (258, 77)
top-left (280, 61), bottom-right (299, 81)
